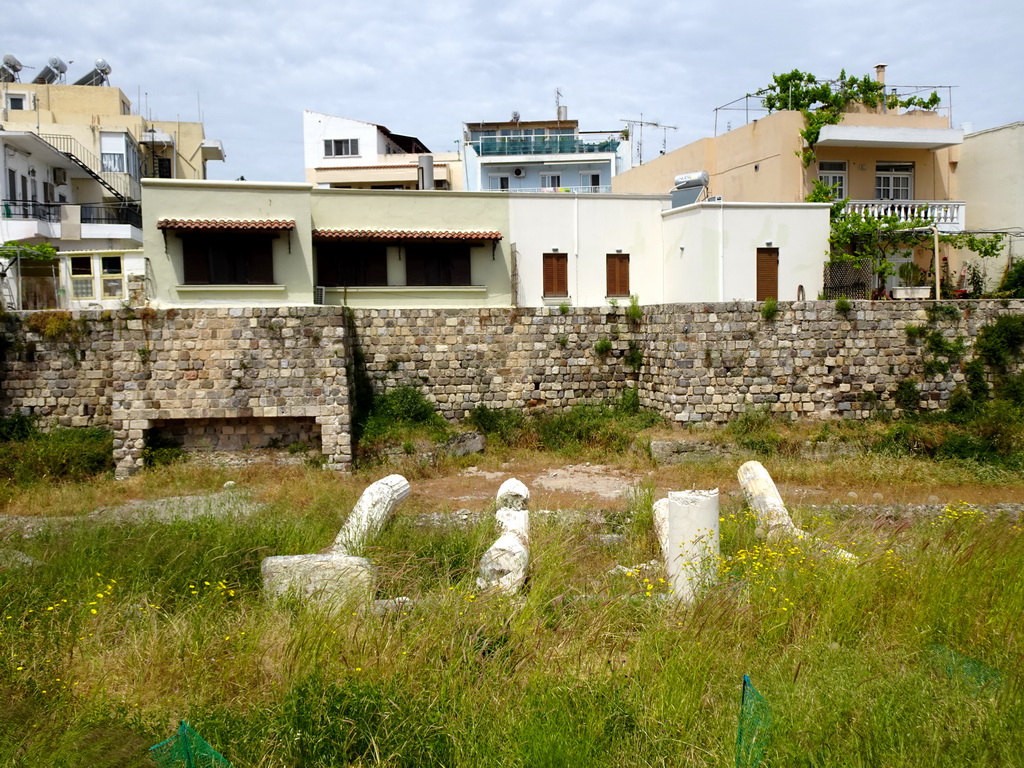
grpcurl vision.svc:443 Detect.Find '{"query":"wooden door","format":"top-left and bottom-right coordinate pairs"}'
top-left (756, 248), bottom-right (779, 301)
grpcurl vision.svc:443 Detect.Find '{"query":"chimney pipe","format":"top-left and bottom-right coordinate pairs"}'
top-left (874, 63), bottom-right (888, 85)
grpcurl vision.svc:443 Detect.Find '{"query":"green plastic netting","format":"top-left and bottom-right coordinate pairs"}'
top-left (928, 643), bottom-right (1003, 693)
top-left (735, 674), bottom-right (771, 768)
top-left (150, 720), bottom-right (232, 768)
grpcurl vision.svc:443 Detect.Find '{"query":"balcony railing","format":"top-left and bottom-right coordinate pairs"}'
top-left (472, 136), bottom-right (620, 156)
top-left (488, 185), bottom-right (612, 194)
top-left (1, 199), bottom-right (60, 222)
top-left (844, 200), bottom-right (966, 232)
top-left (81, 202), bottom-right (142, 228)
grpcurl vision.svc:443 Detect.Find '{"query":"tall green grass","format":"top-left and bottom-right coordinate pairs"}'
top-left (1, 474), bottom-right (1020, 766)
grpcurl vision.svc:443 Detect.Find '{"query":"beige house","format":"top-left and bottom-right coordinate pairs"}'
top-left (0, 57), bottom-right (224, 308)
top-left (613, 68), bottom-right (973, 294)
top-left (956, 122), bottom-right (1024, 279)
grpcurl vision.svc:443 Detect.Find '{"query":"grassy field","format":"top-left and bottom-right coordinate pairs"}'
top-left (0, 429), bottom-right (1022, 767)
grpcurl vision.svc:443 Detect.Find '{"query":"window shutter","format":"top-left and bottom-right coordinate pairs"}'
top-left (246, 235), bottom-right (275, 284)
top-left (756, 248), bottom-right (779, 301)
top-left (543, 253), bottom-right (567, 297)
top-left (449, 246), bottom-right (471, 285)
top-left (606, 253), bottom-right (629, 296)
top-left (182, 235), bottom-right (209, 284)
top-left (405, 246), bottom-right (426, 285)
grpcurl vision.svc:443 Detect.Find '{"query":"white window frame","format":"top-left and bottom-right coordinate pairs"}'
top-left (488, 174), bottom-right (510, 191)
top-left (579, 171), bottom-right (601, 192)
top-left (100, 255), bottom-right (124, 299)
top-left (70, 256), bottom-right (95, 300)
top-left (5, 92), bottom-right (31, 111)
top-left (323, 139), bottom-right (359, 158)
top-left (540, 173), bottom-right (561, 189)
top-left (818, 161), bottom-right (847, 199)
top-left (875, 162), bottom-right (913, 200)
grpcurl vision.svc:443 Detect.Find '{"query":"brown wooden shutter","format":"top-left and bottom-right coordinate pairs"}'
top-left (606, 253), bottom-right (629, 296)
top-left (181, 235), bottom-right (209, 284)
top-left (449, 245), bottom-right (471, 285)
top-left (756, 248), bottom-right (779, 301)
top-left (247, 234), bottom-right (275, 284)
top-left (405, 246), bottom-right (426, 285)
top-left (543, 252), bottom-right (567, 297)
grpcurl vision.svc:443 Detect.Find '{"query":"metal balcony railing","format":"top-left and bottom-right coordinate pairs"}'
top-left (1, 199), bottom-right (60, 222)
top-left (472, 136), bottom-right (620, 156)
top-left (844, 200), bottom-right (966, 232)
top-left (38, 133), bottom-right (136, 201)
top-left (487, 185), bottom-right (612, 194)
top-left (81, 202), bottom-right (142, 228)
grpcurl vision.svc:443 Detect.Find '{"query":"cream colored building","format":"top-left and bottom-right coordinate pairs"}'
top-left (141, 179), bottom-right (830, 309)
top-left (956, 122), bottom-right (1024, 276)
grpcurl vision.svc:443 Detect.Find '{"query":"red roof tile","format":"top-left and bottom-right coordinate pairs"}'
top-left (157, 219), bottom-right (296, 231)
top-left (312, 228), bottom-right (502, 241)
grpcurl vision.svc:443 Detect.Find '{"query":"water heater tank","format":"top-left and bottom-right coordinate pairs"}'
top-left (673, 171), bottom-right (709, 190)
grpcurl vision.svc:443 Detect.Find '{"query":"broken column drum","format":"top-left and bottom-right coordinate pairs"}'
top-left (653, 489), bottom-right (720, 604)
top-left (261, 474), bottom-right (411, 608)
top-left (477, 478), bottom-right (531, 594)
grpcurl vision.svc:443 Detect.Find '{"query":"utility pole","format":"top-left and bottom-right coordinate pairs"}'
top-left (619, 115), bottom-right (678, 165)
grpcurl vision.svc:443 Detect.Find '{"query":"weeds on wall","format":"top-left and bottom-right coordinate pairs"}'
top-left (760, 297), bottom-right (779, 321)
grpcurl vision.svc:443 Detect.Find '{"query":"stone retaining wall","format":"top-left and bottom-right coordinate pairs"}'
top-left (1, 300), bottom-right (1020, 475)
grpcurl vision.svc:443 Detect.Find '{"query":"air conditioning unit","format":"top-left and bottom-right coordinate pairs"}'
top-left (512, 167), bottom-right (525, 178)
top-left (53, 168), bottom-right (67, 186)
top-left (313, 285), bottom-right (326, 305)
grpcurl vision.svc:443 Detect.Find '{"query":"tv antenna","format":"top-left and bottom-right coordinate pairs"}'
top-left (620, 114), bottom-right (678, 164)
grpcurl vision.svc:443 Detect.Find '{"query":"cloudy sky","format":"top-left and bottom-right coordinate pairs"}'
top-left (7, 0), bottom-right (1021, 182)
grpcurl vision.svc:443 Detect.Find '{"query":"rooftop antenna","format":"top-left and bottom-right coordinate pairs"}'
top-left (619, 115), bottom-right (677, 164)
top-left (555, 87), bottom-right (567, 121)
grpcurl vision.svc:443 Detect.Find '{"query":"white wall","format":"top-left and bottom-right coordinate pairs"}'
top-left (302, 112), bottom-right (381, 171)
top-left (510, 194), bottom-right (670, 307)
top-left (661, 202), bottom-right (831, 302)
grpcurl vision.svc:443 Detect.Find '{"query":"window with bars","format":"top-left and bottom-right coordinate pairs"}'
top-left (323, 139), bottom-right (359, 157)
top-left (606, 253), bottom-right (629, 297)
top-left (543, 252), bottom-right (568, 297)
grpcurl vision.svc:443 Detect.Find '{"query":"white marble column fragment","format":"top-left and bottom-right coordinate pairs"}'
top-left (261, 474), bottom-right (410, 609)
top-left (654, 489), bottom-right (720, 604)
top-left (477, 478), bottom-right (531, 594)
top-left (737, 460), bottom-right (857, 562)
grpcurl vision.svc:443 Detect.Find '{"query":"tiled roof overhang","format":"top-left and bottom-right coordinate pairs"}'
top-left (157, 219), bottom-right (296, 231)
top-left (312, 228), bottom-right (502, 241)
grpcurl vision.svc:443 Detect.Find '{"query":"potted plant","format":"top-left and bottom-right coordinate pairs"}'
top-left (892, 261), bottom-right (932, 300)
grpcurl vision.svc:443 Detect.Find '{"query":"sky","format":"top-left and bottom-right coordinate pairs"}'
top-left (7, 0), bottom-right (1022, 182)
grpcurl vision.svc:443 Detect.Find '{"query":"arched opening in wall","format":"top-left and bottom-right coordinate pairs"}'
top-left (145, 416), bottom-right (322, 466)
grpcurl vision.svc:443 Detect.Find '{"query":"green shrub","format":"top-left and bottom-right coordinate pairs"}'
top-left (0, 427), bottom-right (114, 484)
top-left (998, 259), bottom-right (1024, 297)
top-left (0, 412), bottom-right (38, 442)
top-left (964, 359), bottom-right (989, 402)
top-left (617, 386), bottom-right (640, 414)
top-left (904, 324), bottom-right (927, 342)
top-left (834, 296), bottom-right (852, 316)
top-left (894, 379), bottom-right (921, 414)
top-left (626, 295), bottom-right (643, 325)
top-left (624, 341), bottom-right (643, 371)
top-left (974, 314), bottom-right (1024, 370)
top-left (728, 407), bottom-right (785, 456)
top-left (594, 338), bottom-right (613, 356)
top-left (760, 297), bottom-right (779, 321)
top-left (558, 302), bottom-right (570, 315)
top-left (468, 404), bottom-right (528, 445)
top-left (925, 303), bottom-right (961, 323)
top-left (359, 386), bottom-right (447, 444)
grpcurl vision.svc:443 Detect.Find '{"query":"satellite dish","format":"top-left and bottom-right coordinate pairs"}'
top-left (511, 110), bottom-right (521, 123)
